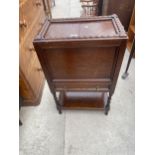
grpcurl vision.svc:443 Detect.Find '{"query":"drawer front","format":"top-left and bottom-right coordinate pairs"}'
top-left (26, 55), bottom-right (44, 96)
top-left (43, 47), bottom-right (117, 79)
top-left (53, 80), bottom-right (111, 91)
top-left (19, 74), bottom-right (34, 100)
top-left (19, 0), bottom-right (44, 41)
top-left (20, 31), bottom-right (36, 77)
top-left (20, 11), bottom-right (45, 76)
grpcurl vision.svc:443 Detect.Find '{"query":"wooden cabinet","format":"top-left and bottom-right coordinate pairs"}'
top-left (33, 15), bottom-right (127, 114)
top-left (19, 0), bottom-right (45, 106)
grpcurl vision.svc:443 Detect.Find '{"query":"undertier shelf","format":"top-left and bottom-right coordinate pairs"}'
top-left (59, 91), bottom-right (108, 110)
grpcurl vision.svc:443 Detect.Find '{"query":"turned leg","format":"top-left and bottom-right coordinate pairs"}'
top-left (122, 38), bottom-right (135, 79)
top-left (56, 104), bottom-right (62, 114)
top-left (54, 93), bottom-right (62, 114)
top-left (104, 95), bottom-right (112, 115)
top-left (19, 95), bottom-right (23, 126)
top-left (51, 88), bottom-right (62, 114)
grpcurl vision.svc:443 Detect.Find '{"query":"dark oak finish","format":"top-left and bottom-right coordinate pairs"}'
top-left (33, 15), bottom-right (128, 114)
top-left (60, 92), bottom-right (108, 110)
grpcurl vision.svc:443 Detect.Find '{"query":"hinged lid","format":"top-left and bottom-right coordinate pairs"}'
top-left (34, 14), bottom-right (127, 42)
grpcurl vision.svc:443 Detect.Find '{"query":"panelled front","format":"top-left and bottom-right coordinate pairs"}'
top-left (39, 46), bottom-right (119, 91)
top-left (44, 47), bottom-right (116, 79)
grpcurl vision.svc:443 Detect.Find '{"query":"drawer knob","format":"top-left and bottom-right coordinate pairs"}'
top-left (19, 20), bottom-right (27, 28)
top-left (37, 68), bottom-right (43, 72)
top-left (36, 1), bottom-right (42, 6)
top-left (29, 47), bottom-right (35, 52)
top-left (39, 22), bottom-right (44, 26)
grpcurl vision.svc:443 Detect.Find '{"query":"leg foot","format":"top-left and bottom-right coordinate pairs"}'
top-left (122, 72), bottom-right (129, 79)
top-left (58, 108), bottom-right (62, 114)
top-left (56, 105), bottom-right (62, 114)
top-left (19, 119), bottom-right (22, 126)
top-left (104, 104), bottom-right (110, 115)
top-left (104, 95), bottom-right (111, 115)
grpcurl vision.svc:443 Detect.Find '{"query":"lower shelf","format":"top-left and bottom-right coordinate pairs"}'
top-left (59, 91), bottom-right (108, 110)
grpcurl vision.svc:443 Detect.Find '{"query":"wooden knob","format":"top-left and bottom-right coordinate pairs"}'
top-left (29, 47), bottom-right (35, 52)
top-left (36, 1), bottom-right (41, 6)
top-left (39, 22), bottom-right (44, 26)
top-left (20, 20), bottom-right (27, 28)
top-left (37, 68), bottom-right (43, 72)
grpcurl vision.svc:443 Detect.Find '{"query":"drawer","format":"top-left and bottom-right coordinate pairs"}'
top-left (53, 79), bottom-right (111, 91)
top-left (20, 34), bottom-right (36, 77)
top-left (19, 74), bottom-right (34, 100)
top-left (27, 55), bottom-right (44, 96)
top-left (20, 11), bottom-right (45, 76)
top-left (19, 0), bottom-right (43, 41)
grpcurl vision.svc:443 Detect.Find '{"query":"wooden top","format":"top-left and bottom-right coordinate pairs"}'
top-left (34, 14), bottom-right (127, 42)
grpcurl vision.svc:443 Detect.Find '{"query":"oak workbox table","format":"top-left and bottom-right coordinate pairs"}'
top-left (33, 15), bottom-right (128, 114)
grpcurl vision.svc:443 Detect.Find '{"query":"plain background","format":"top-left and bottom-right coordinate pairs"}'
top-left (0, 0), bottom-right (155, 154)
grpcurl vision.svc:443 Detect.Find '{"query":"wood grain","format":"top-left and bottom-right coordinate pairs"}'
top-left (19, 0), bottom-right (45, 106)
